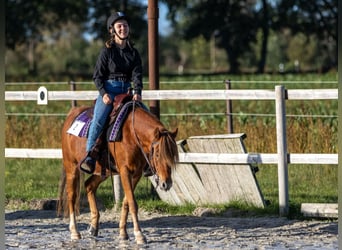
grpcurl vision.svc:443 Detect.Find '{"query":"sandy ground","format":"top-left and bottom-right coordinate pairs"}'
top-left (5, 200), bottom-right (338, 249)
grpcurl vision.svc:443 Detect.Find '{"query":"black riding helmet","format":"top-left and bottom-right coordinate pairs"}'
top-left (107, 12), bottom-right (129, 32)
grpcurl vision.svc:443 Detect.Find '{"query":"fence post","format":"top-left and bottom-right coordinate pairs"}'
top-left (275, 85), bottom-right (289, 216)
top-left (113, 175), bottom-right (123, 211)
top-left (225, 79), bottom-right (233, 134)
top-left (69, 81), bottom-right (77, 107)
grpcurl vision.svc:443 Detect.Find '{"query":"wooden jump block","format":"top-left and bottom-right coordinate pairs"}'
top-left (153, 140), bottom-right (208, 205)
top-left (150, 133), bottom-right (265, 208)
top-left (186, 134), bottom-right (265, 207)
top-left (301, 203), bottom-right (338, 218)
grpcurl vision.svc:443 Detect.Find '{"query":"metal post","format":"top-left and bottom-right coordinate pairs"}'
top-left (225, 80), bottom-right (233, 134)
top-left (275, 85), bottom-right (289, 216)
top-left (113, 175), bottom-right (123, 211)
top-left (69, 81), bottom-right (77, 107)
top-left (147, 0), bottom-right (160, 119)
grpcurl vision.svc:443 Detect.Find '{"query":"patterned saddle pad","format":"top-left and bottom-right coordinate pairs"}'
top-left (66, 108), bottom-right (93, 138)
top-left (67, 101), bottom-right (147, 142)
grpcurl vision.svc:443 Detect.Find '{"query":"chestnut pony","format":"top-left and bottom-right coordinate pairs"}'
top-left (57, 102), bottom-right (178, 244)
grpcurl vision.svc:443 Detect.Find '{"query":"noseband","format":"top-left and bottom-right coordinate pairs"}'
top-left (148, 140), bottom-right (160, 185)
top-left (149, 141), bottom-right (159, 173)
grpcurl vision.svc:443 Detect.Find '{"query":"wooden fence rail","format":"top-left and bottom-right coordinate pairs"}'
top-left (5, 86), bottom-right (338, 216)
top-left (5, 89), bottom-right (337, 101)
top-left (4, 149), bottom-right (338, 165)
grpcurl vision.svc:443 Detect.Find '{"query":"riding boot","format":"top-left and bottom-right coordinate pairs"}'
top-left (80, 136), bottom-right (105, 174)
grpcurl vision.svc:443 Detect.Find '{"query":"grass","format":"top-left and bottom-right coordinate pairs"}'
top-left (5, 73), bottom-right (338, 218)
top-left (5, 159), bottom-right (62, 202)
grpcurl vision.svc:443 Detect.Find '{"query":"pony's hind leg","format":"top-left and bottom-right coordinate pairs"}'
top-left (65, 169), bottom-right (82, 240)
top-left (84, 174), bottom-right (106, 237)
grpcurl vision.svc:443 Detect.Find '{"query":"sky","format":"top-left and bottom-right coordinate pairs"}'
top-left (84, 1), bottom-right (171, 41)
top-left (140, 0), bottom-right (171, 36)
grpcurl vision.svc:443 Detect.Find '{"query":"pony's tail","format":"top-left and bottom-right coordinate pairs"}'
top-left (56, 165), bottom-right (81, 218)
top-left (56, 166), bottom-right (67, 217)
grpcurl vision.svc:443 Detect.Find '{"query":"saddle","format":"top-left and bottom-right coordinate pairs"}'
top-left (112, 93), bottom-right (134, 118)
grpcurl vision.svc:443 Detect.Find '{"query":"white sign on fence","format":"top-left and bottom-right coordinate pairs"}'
top-left (37, 86), bottom-right (48, 105)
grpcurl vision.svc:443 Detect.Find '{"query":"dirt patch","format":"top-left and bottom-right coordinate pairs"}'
top-left (5, 199), bottom-right (338, 249)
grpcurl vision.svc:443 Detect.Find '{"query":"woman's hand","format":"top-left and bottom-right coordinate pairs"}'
top-left (102, 93), bottom-right (112, 105)
top-left (132, 94), bottom-right (141, 101)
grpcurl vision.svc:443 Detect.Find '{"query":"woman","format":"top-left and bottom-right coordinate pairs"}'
top-left (80, 12), bottom-right (143, 173)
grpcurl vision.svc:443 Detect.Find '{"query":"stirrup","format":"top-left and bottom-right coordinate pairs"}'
top-left (80, 156), bottom-right (96, 174)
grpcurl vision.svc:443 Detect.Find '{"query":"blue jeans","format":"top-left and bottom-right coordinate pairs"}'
top-left (86, 80), bottom-right (131, 152)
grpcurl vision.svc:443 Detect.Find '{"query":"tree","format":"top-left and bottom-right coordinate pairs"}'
top-left (256, 0), bottom-right (270, 73)
top-left (6, 0), bottom-right (88, 49)
top-left (161, 0), bottom-right (337, 73)
top-left (5, 0), bottom-right (149, 78)
top-left (6, 0), bottom-right (88, 75)
top-left (273, 0), bottom-right (337, 70)
top-left (162, 0), bottom-right (259, 73)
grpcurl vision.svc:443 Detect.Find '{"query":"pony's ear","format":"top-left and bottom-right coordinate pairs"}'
top-left (154, 128), bottom-right (162, 138)
top-left (154, 128), bottom-right (178, 139)
top-left (170, 128), bottom-right (178, 139)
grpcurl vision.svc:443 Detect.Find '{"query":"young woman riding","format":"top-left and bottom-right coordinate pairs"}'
top-left (80, 12), bottom-right (143, 173)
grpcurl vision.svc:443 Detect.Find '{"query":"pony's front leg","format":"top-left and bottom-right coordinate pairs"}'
top-left (85, 174), bottom-right (105, 237)
top-left (132, 217), bottom-right (146, 245)
top-left (119, 196), bottom-right (145, 244)
top-left (119, 197), bottom-right (129, 240)
top-left (119, 172), bottom-right (146, 244)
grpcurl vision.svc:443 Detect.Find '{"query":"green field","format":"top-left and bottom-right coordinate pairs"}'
top-left (5, 73), bottom-right (338, 217)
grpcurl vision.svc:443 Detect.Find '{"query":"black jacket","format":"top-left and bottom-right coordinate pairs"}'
top-left (92, 43), bottom-right (143, 97)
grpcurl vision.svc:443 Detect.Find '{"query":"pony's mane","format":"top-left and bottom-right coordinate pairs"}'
top-left (158, 130), bottom-right (179, 168)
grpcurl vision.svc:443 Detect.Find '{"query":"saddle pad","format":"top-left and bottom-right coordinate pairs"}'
top-left (67, 102), bottom-right (148, 140)
top-left (107, 101), bottom-right (146, 142)
top-left (67, 109), bottom-right (92, 137)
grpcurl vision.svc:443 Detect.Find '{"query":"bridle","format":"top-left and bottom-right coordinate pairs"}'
top-left (131, 101), bottom-right (160, 186)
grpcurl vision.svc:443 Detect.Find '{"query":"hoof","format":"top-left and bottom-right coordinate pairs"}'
top-left (119, 235), bottom-right (129, 241)
top-left (87, 225), bottom-right (98, 237)
top-left (134, 231), bottom-right (147, 245)
top-left (136, 237), bottom-right (147, 245)
top-left (71, 232), bottom-right (81, 240)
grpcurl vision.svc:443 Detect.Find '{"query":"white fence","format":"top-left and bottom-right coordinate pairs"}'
top-left (5, 88), bottom-right (337, 101)
top-left (4, 148), bottom-right (337, 164)
top-left (5, 86), bottom-right (338, 216)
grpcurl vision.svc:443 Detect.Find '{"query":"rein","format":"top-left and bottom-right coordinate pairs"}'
top-left (131, 101), bottom-right (160, 186)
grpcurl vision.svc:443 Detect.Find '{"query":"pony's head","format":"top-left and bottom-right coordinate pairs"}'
top-left (149, 128), bottom-right (179, 191)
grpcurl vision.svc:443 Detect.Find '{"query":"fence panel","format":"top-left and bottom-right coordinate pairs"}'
top-left (5, 85), bottom-right (338, 215)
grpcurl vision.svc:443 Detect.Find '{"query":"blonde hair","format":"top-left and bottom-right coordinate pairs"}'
top-left (105, 36), bottom-right (115, 48)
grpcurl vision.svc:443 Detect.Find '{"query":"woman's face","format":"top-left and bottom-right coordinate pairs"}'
top-left (113, 20), bottom-right (129, 39)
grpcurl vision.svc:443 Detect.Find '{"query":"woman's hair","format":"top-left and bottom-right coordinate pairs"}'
top-left (105, 36), bottom-right (115, 48)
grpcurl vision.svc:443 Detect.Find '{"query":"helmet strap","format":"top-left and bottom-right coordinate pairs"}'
top-left (113, 30), bottom-right (128, 41)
